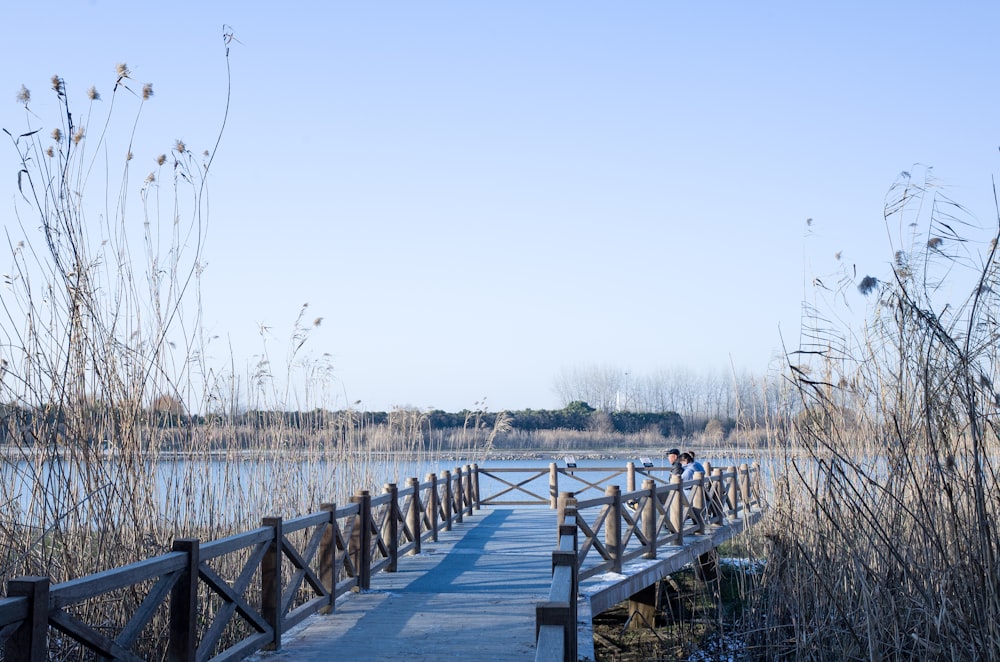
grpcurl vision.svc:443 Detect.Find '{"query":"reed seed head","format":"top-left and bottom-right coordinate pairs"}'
top-left (928, 237), bottom-right (943, 250)
top-left (16, 85), bottom-right (30, 105)
top-left (51, 75), bottom-right (63, 94)
top-left (156, 154), bottom-right (166, 166)
top-left (72, 127), bottom-right (84, 145)
top-left (174, 139), bottom-right (186, 153)
top-left (52, 128), bottom-right (62, 142)
top-left (858, 275), bottom-right (879, 295)
top-left (142, 83), bottom-right (153, 100)
top-left (87, 86), bottom-right (100, 101)
top-left (46, 146), bottom-right (54, 158)
top-left (116, 62), bottom-right (130, 79)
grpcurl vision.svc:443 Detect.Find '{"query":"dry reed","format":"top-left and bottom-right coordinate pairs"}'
top-left (752, 169), bottom-right (1000, 659)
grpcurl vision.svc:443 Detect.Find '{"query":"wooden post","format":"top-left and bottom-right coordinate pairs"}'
top-left (262, 516), bottom-right (283, 651)
top-left (752, 461), bottom-right (762, 507)
top-left (407, 478), bottom-right (422, 554)
top-left (455, 467), bottom-right (464, 524)
top-left (463, 464), bottom-right (474, 516)
top-left (320, 503), bottom-right (336, 612)
top-left (710, 468), bottom-right (725, 524)
top-left (442, 470), bottom-right (453, 530)
top-left (471, 463), bottom-right (481, 510)
top-left (535, 601), bottom-right (573, 662)
top-left (426, 473), bottom-right (440, 540)
top-left (641, 479), bottom-right (656, 559)
top-left (168, 538), bottom-right (199, 660)
top-left (6, 577), bottom-right (48, 662)
top-left (669, 475), bottom-right (683, 544)
top-left (606, 485), bottom-right (622, 574)
top-left (350, 491), bottom-right (372, 589)
top-left (627, 461), bottom-right (636, 492)
top-left (552, 549), bottom-right (579, 661)
top-left (691, 472), bottom-right (706, 534)
top-left (628, 583), bottom-right (657, 632)
top-left (557, 491), bottom-right (575, 542)
top-left (728, 466), bottom-right (739, 519)
top-left (549, 462), bottom-right (559, 508)
top-left (384, 483), bottom-right (399, 572)
top-left (739, 463), bottom-right (751, 510)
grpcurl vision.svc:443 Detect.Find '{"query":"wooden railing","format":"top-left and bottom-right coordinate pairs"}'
top-left (567, 464), bottom-right (757, 579)
top-left (475, 461), bottom-right (756, 508)
top-left (533, 463), bottom-right (761, 661)
top-left (534, 514), bottom-right (578, 662)
top-left (0, 461), bottom-right (759, 661)
top-left (0, 466), bottom-right (479, 661)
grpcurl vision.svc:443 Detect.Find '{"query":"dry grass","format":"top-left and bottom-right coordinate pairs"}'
top-left (750, 169), bottom-right (1000, 659)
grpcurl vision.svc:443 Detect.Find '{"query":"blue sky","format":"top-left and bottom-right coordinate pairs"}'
top-left (2, 2), bottom-right (1000, 412)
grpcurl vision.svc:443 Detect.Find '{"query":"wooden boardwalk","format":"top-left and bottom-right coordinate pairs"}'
top-left (249, 507), bottom-right (594, 661)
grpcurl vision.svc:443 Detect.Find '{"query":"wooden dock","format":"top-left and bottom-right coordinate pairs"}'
top-left (248, 507), bottom-right (594, 661)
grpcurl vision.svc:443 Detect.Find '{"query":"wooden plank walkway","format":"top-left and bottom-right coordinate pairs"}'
top-left (249, 507), bottom-right (594, 661)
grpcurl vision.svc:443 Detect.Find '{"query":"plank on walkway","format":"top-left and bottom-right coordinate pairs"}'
top-left (249, 508), bottom-right (564, 662)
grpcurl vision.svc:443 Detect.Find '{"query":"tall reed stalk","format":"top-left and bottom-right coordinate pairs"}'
top-left (755, 168), bottom-right (1000, 659)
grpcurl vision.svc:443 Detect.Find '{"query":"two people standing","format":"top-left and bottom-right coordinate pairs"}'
top-left (666, 448), bottom-right (705, 481)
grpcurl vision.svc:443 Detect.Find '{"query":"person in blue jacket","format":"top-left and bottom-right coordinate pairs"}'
top-left (679, 452), bottom-right (705, 481)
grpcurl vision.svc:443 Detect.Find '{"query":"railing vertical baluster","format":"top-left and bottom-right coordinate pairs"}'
top-left (691, 472), bottom-right (706, 534)
top-left (728, 466), bottom-right (739, 519)
top-left (606, 485), bottom-right (622, 574)
top-left (407, 477), bottom-right (422, 554)
top-left (471, 463), bottom-right (481, 510)
top-left (549, 463), bottom-right (559, 508)
top-left (739, 463), bottom-right (751, 511)
top-left (350, 490), bottom-right (372, 589)
top-left (627, 461), bottom-right (636, 493)
top-left (463, 464), bottom-right (474, 516)
top-left (556, 491), bottom-right (572, 542)
top-left (320, 503), bottom-right (336, 612)
top-left (711, 467), bottom-right (724, 524)
top-left (168, 538), bottom-right (199, 661)
top-left (442, 470), bottom-right (453, 530)
top-left (6, 576), bottom-right (48, 662)
top-left (642, 479), bottom-right (656, 559)
top-left (262, 516), bottom-right (283, 651)
top-left (455, 467), bottom-right (464, 524)
top-left (669, 476), bottom-right (684, 544)
top-left (384, 483), bottom-right (399, 572)
top-left (426, 473), bottom-right (440, 540)
top-left (752, 461), bottom-right (762, 507)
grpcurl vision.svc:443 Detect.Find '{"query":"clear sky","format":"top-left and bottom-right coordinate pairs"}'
top-left (2, 2), bottom-right (1000, 413)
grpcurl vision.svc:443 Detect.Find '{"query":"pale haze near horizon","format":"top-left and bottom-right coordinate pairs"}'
top-left (2, 2), bottom-right (999, 413)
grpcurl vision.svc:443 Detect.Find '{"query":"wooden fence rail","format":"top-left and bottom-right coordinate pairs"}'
top-left (0, 465), bottom-right (479, 662)
top-left (476, 461), bottom-right (760, 509)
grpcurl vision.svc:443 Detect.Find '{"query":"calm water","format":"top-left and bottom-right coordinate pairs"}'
top-left (1, 451), bottom-right (761, 520)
